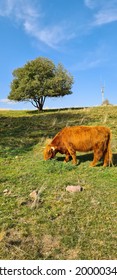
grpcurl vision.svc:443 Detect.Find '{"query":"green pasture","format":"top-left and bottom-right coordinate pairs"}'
top-left (0, 106), bottom-right (117, 259)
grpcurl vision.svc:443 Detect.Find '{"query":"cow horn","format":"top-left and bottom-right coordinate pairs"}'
top-left (51, 146), bottom-right (55, 151)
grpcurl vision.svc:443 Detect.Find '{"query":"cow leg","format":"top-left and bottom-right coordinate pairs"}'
top-left (103, 149), bottom-right (109, 167)
top-left (64, 152), bottom-right (70, 163)
top-left (66, 144), bottom-right (77, 165)
top-left (90, 146), bottom-right (103, 167)
top-left (71, 153), bottom-right (77, 165)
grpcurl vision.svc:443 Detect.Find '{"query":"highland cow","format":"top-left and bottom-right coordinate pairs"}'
top-left (44, 126), bottom-right (112, 167)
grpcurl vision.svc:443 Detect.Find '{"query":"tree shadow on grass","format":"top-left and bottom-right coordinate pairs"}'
top-left (0, 110), bottom-right (97, 158)
top-left (26, 107), bottom-right (87, 115)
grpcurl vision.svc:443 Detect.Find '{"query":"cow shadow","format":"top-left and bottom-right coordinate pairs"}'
top-left (78, 152), bottom-right (117, 166)
top-left (57, 152), bottom-right (117, 166)
top-left (113, 153), bottom-right (117, 166)
top-left (56, 153), bottom-right (94, 165)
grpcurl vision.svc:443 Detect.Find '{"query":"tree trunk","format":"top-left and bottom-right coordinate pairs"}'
top-left (31, 96), bottom-right (46, 111)
top-left (37, 103), bottom-right (43, 111)
top-left (38, 96), bottom-right (45, 111)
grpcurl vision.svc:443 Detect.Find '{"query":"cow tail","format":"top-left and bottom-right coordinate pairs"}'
top-left (107, 131), bottom-right (113, 166)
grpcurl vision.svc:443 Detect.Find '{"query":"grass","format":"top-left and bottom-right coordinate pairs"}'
top-left (0, 106), bottom-right (117, 259)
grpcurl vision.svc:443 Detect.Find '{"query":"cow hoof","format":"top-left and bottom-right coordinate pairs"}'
top-left (72, 160), bottom-right (80, 165)
top-left (72, 162), bottom-right (77, 165)
top-left (90, 162), bottom-right (96, 167)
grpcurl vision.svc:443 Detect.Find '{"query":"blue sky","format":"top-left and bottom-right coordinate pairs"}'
top-left (0, 0), bottom-right (117, 110)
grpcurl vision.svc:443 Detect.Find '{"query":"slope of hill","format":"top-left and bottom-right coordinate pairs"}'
top-left (0, 106), bottom-right (117, 259)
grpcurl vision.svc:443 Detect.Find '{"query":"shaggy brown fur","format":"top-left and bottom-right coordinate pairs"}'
top-left (44, 126), bottom-right (112, 167)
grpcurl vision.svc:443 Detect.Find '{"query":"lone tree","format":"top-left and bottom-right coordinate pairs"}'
top-left (8, 57), bottom-right (74, 111)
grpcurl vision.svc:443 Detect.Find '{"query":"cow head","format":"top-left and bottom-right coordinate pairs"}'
top-left (44, 144), bottom-right (56, 160)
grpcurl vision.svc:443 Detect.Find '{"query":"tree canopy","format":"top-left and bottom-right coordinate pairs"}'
top-left (8, 57), bottom-right (74, 111)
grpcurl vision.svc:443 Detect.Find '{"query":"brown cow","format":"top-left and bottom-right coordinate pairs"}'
top-left (44, 126), bottom-right (112, 167)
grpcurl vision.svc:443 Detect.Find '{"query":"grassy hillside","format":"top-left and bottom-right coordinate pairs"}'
top-left (0, 106), bottom-right (117, 259)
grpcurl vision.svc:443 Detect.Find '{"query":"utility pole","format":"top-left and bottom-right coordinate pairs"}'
top-left (101, 85), bottom-right (105, 104)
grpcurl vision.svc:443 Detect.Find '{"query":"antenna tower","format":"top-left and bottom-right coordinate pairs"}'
top-left (101, 84), bottom-right (105, 104)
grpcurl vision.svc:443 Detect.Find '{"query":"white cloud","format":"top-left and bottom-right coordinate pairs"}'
top-left (93, 8), bottom-right (117, 26)
top-left (24, 21), bottom-right (75, 48)
top-left (0, 98), bottom-right (17, 104)
top-left (0, 0), bottom-right (15, 16)
top-left (71, 58), bottom-right (101, 72)
top-left (80, 58), bottom-right (101, 70)
top-left (0, 0), bottom-right (39, 18)
top-left (84, 0), bottom-right (96, 9)
top-left (0, 0), bottom-right (74, 49)
top-left (70, 44), bottom-right (107, 72)
top-left (84, 0), bottom-right (117, 26)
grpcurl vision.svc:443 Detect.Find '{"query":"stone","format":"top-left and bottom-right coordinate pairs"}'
top-left (66, 185), bottom-right (83, 192)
